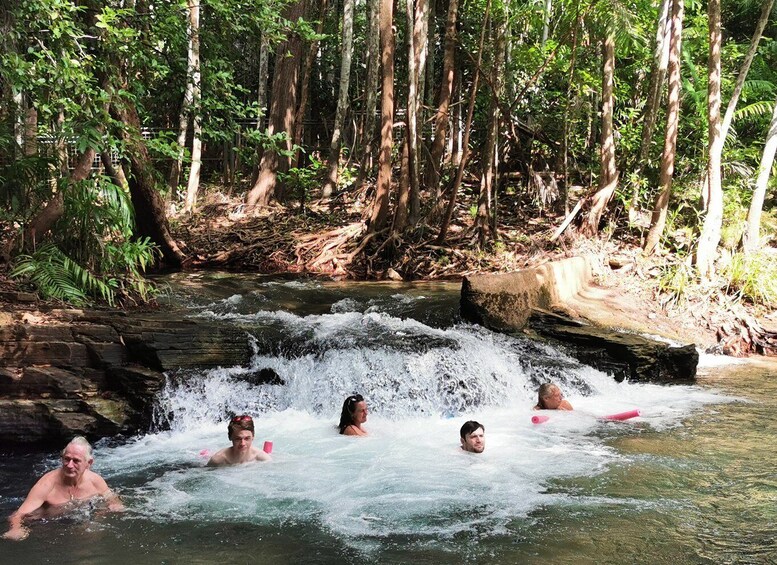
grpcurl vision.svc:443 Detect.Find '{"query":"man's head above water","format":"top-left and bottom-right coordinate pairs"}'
top-left (460, 420), bottom-right (485, 453)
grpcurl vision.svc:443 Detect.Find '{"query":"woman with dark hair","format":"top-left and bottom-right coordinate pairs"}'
top-left (207, 415), bottom-right (272, 466)
top-left (338, 394), bottom-right (368, 436)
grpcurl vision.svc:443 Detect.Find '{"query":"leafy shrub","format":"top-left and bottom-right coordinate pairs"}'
top-left (721, 251), bottom-right (777, 307)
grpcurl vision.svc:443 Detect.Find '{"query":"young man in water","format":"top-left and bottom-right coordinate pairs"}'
top-left (460, 420), bottom-right (485, 453)
top-left (207, 414), bottom-right (272, 466)
top-left (2, 436), bottom-right (124, 541)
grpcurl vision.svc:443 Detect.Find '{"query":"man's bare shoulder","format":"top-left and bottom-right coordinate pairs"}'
top-left (206, 448), bottom-right (230, 467)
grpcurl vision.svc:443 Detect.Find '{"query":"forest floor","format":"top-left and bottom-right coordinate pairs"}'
top-left (3, 181), bottom-right (776, 355)
top-left (163, 183), bottom-right (777, 354)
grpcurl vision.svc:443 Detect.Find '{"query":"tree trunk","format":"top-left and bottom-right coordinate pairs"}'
top-left (403, 0), bottom-right (420, 225)
top-left (246, 0), bottom-right (308, 210)
top-left (583, 33), bottom-right (618, 235)
top-left (168, 0), bottom-right (198, 192)
top-left (628, 0), bottom-right (671, 220)
top-left (367, 0), bottom-right (395, 232)
top-left (561, 7), bottom-right (581, 215)
top-left (644, 0), bottom-right (684, 255)
top-left (696, 0), bottom-right (723, 280)
top-left (410, 0), bottom-right (430, 224)
top-left (699, 0), bottom-right (775, 210)
top-left (322, 0), bottom-right (355, 198)
top-left (427, 0), bottom-right (459, 196)
top-left (183, 0), bottom-right (202, 213)
top-left (437, 0), bottom-right (491, 245)
top-left (111, 98), bottom-right (185, 267)
top-left (356, 0), bottom-right (381, 189)
top-left (257, 36), bottom-right (270, 120)
top-left (742, 96), bottom-right (777, 253)
top-left (475, 9), bottom-right (506, 248)
top-left (22, 149), bottom-right (96, 251)
top-left (293, 0), bottom-right (328, 166)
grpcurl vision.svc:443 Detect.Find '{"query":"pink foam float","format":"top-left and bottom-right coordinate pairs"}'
top-left (531, 415), bottom-right (550, 425)
top-left (263, 441), bottom-right (273, 454)
top-left (199, 449), bottom-right (210, 458)
top-left (603, 409), bottom-right (641, 421)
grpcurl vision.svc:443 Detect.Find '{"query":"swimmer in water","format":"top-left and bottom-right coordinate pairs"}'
top-left (533, 383), bottom-right (574, 411)
top-left (460, 420), bottom-right (485, 453)
top-left (207, 414), bottom-right (272, 467)
top-left (338, 394), bottom-right (368, 436)
top-left (2, 436), bottom-right (123, 541)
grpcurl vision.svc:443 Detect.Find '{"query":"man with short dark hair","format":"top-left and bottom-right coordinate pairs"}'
top-left (3, 436), bottom-right (123, 541)
top-left (460, 420), bottom-right (485, 453)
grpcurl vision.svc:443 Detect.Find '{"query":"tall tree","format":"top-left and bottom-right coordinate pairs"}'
top-left (367, 0), bottom-right (395, 232)
top-left (246, 0), bottom-right (309, 210)
top-left (427, 0), bottom-right (459, 197)
top-left (696, 0), bottom-right (723, 279)
top-left (583, 32), bottom-right (618, 235)
top-left (322, 0), bottom-right (355, 198)
top-left (401, 0), bottom-right (420, 227)
top-left (742, 96), bottom-right (777, 254)
top-left (356, 0), bottom-right (381, 190)
top-left (184, 0), bottom-right (202, 213)
top-left (644, 0), bottom-right (684, 255)
top-left (168, 0), bottom-right (199, 193)
top-left (628, 0), bottom-right (671, 220)
top-left (410, 0), bottom-right (430, 224)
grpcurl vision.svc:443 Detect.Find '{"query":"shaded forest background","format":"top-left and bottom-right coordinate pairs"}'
top-left (1, 0), bottom-right (777, 321)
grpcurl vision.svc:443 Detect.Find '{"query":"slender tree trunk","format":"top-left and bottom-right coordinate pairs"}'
top-left (183, 0), bottom-right (202, 213)
top-left (583, 33), bottom-right (618, 235)
top-left (476, 10), bottom-right (505, 248)
top-left (168, 0), bottom-right (198, 192)
top-left (403, 0), bottom-right (419, 226)
top-left (561, 7), bottom-right (581, 214)
top-left (742, 96), bottom-right (777, 253)
top-left (393, 137), bottom-right (411, 233)
top-left (542, 0), bottom-right (552, 46)
top-left (246, 0), bottom-right (308, 210)
top-left (322, 0), bottom-right (355, 197)
top-left (356, 0), bottom-right (380, 189)
top-left (696, 0), bottom-right (723, 280)
top-left (427, 0), bottom-right (459, 196)
top-left (644, 0), bottom-right (684, 255)
top-left (628, 0), bottom-right (671, 220)
top-left (101, 150), bottom-right (128, 190)
top-left (257, 36), bottom-right (270, 120)
top-left (437, 0), bottom-right (491, 245)
top-left (294, 0), bottom-right (328, 166)
top-left (367, 0), bottom-right (395, 232)
top-left (699, 0), bottom-right (775, 209)
top-left (410, 0), bottom-right (430, 224)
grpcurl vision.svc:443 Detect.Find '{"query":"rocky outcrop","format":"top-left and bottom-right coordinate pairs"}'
top-left (0, 307), bottom-right (255, 447)
top-left (460, 258), bottom-right (699, 383)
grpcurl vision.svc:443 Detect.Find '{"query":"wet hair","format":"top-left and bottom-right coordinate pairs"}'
top-left (63, 436), bottom-right (93, 459)
top-left (459, 420), bottom-right (484, 439)
top-left (536, 383), bottom-right (559, 409)
top-left (227, 414), bottom-right (255, 440)
top-left (338, 394), bottom-right (365, 434)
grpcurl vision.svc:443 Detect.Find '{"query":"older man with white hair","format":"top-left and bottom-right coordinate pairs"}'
top-left (3, 436), bottom-right (123, 541)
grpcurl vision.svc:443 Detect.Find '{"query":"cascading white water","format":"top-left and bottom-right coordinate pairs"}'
top-left (91, 277), bottom-right (732, 552)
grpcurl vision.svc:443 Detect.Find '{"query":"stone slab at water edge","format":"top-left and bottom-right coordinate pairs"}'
top-left (459, 257), bottom-right (699, 383)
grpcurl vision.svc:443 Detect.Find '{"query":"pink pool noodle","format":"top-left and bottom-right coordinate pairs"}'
top-left (531, 415), bottom-right (550, 425)
top-left (603, 409), bottom-right (641, 421)
top-left (199, 449), bottom-right (210, 458)
top-left (263, 441), bottom-right (273, 454)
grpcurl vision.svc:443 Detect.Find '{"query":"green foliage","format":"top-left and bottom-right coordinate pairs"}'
top-left (657, 259), bottom-right (695, 307)
top-left (280, 156), bottom-right (324, 205)
top-left (12, 244), bottom-right (113, 305)
top-left (721, 251), bottom-right (777, 307)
